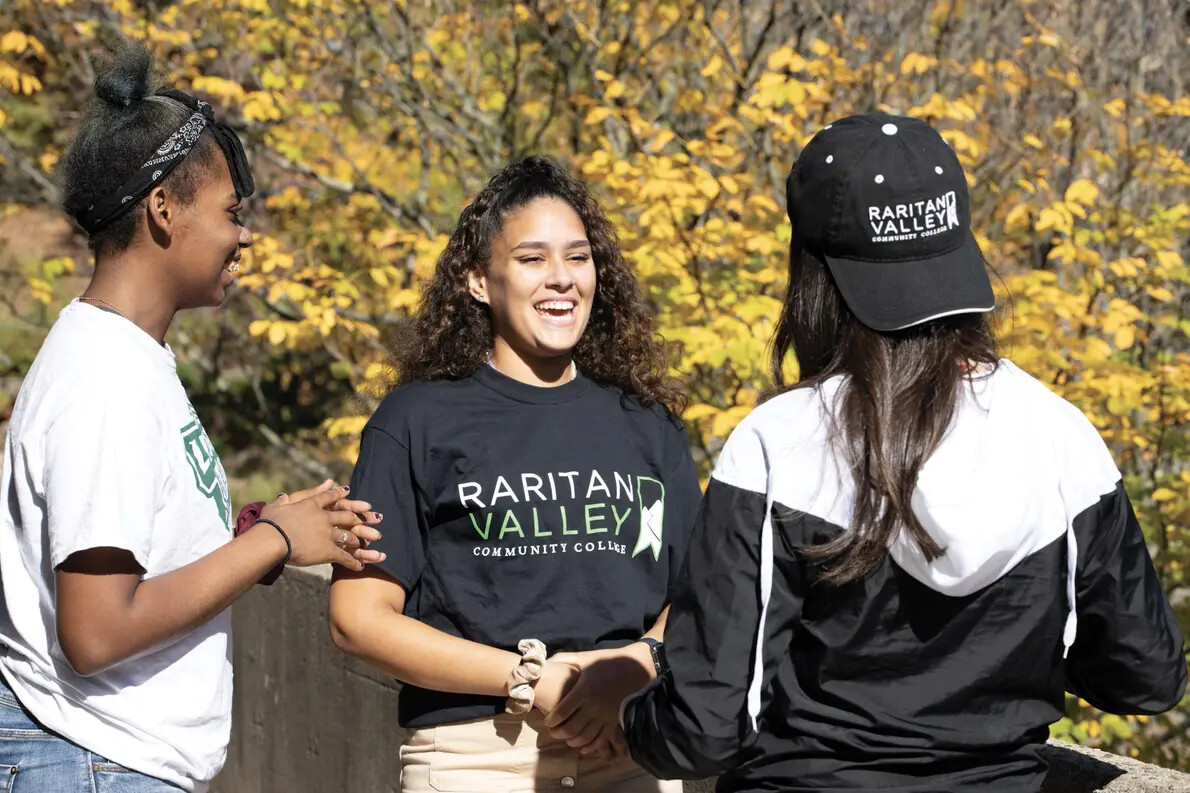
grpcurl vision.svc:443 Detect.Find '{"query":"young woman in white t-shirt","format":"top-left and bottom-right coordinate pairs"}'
top-left (0, 42), bottom-right (385, 792)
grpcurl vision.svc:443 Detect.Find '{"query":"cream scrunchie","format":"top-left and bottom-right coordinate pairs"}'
top-left (504, 638), bottom-right (547, 714)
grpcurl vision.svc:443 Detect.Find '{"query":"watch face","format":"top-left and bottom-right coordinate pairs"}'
top-left (651, 641), bottom-right (668, 674)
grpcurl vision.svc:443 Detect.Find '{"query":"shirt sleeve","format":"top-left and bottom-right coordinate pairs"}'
top-left (349, 425), bottom-right (426, 593)
top-left (663, 423), bottom-right (703, 601)
top-left (44, 394), bottom-right (167, 570)
top-left (623, 421), bottom-right (803, 779)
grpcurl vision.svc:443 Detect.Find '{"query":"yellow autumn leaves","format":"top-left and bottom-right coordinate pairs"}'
top-left (0, 30), bottom-right (43, 97)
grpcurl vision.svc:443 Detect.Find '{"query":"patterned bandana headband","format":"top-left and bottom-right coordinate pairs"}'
top-left (76, 87), bottom-right (255, 235)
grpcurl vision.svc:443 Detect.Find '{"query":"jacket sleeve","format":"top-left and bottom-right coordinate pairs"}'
top-left (622, 423), bottom-right (804, 779)
top-left (1064, 479), bottom-right (1187, 713)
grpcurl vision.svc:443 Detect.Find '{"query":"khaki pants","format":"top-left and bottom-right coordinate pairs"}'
top-left (400, 712), bottom-right (684, 793)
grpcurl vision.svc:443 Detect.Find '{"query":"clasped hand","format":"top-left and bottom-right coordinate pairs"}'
top-left (533, 643), bottom-right (655, 763)
top-left (264, 478), bottom-right (385, 570)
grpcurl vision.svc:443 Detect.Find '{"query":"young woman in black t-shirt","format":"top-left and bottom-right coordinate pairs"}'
top-left (330, 157), bottom-right (699, 793)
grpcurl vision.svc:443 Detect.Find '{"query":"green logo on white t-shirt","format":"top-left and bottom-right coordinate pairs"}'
top-left (180, 407), bottom-right (231, 530)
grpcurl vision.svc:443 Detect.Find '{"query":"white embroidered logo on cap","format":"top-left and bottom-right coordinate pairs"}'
top-left (868, 190), bottom-right (959, 243)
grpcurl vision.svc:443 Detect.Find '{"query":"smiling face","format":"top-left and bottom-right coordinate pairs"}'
top-left (469, 196), bottom-right (596, 365)
top-left (167, 151), bottom-right (253, 309)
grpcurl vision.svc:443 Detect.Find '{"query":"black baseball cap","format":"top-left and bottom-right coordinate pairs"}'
top-left (785, 113), bottom-right (994, 331)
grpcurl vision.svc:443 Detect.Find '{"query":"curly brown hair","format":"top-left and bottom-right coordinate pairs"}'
top-left (394, 156), bottom-right (686, 414)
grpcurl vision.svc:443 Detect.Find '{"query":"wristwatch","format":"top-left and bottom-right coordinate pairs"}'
top-left (639, 637), bottom-right (668, 676)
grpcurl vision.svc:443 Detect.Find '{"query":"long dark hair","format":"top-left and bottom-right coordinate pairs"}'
top-left (771, 238), bottom-right (999, 585)
top-left (394, 156), bottom-right (685, 414)
top-left (58, 40), bottom-right (219, 255)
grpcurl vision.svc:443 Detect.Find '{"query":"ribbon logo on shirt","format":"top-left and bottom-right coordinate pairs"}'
top-left (180, 406), bottom-right (232, 530)
top-left (633, 476), bottom-right (666, 562)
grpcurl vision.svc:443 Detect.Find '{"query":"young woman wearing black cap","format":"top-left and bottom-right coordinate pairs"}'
top-left (329, 156), bottom-right (700, 793)
top-left (0, 42), bottom-right (385, 792)
top-left (621, 113), bottom-right (1185, 792)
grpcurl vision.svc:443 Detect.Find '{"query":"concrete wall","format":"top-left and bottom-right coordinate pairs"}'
top-left (211, 567), bottom-right (1190, 793)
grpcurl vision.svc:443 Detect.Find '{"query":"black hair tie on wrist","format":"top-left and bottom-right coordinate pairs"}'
top-left (252, 518), bottom-right (291, 585)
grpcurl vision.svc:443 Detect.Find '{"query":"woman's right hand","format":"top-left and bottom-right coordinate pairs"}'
top-left (534, 659), bottom-right (580, 716)
top-left (258, 484), bottom-right (384, 571)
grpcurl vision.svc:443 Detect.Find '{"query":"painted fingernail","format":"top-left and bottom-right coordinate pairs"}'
top-left (374, 512), bottom-right (383, 521)
top-left (342, 485), bottom-right (350, 493)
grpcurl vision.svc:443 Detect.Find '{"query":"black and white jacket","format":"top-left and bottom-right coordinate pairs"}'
top-left (623, 360), bottom-right (1186, 792)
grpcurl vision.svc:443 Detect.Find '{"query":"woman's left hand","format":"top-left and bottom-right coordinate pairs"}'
top-left (544, 644), bottom-right (655, 761)
top-left (273, 478), bottom-right (384, 565)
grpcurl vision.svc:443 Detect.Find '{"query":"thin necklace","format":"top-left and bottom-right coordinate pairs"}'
top-left (77, 295), bottom-right (129, 319)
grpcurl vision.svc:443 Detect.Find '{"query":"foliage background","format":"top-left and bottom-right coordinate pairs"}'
top-left (1, 0), bottom-right (1187, 769)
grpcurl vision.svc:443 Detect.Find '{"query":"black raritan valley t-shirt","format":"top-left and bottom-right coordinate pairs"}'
top-left (350, 366), bottom-right (702, 728)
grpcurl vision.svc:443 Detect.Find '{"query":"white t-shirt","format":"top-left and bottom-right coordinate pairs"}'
top-left (0, 301), bottom-right (234, 791)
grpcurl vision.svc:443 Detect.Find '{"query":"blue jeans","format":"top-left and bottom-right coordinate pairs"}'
top-left (0, 676), bottom-right (182, 792)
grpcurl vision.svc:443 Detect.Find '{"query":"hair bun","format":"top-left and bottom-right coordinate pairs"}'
top-left (93, 42), bottom-right (153, 109)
